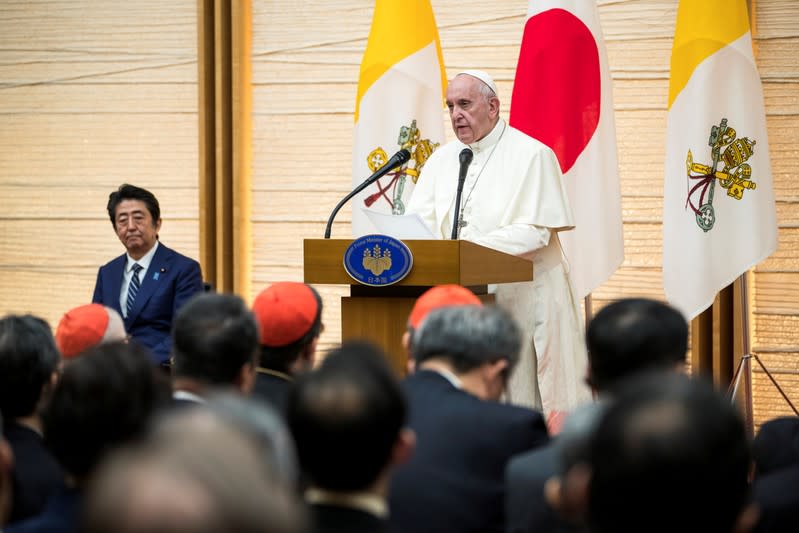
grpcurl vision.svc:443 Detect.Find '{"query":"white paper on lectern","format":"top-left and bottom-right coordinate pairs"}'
top-left (362, 209), bottom-right (436, 240)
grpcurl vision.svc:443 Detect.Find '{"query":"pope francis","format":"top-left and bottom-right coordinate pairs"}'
top-left (406, 70), bottom-right (591, 427)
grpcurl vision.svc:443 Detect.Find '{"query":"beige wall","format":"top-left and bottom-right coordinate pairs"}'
top-left (1, 0), bottom-right (797, 423)
top-left (0, 1), bottom-right (199, 328)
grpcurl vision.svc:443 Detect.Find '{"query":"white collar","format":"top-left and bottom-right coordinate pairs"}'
top-left (305, 488), bottom-right (388, 518)
top-left (172, 390), bottom-right (205, 403)
top-left (126, 240), bottom-right (159, 273)
top-left (427, 367), bottom-right (463, 389)
top-left (468, 118), bottom-right (505, 153)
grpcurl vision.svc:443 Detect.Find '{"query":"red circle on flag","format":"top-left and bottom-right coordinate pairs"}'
top-left (509, 9), bottom-right (600, 174)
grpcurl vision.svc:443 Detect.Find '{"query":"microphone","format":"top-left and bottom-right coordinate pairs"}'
top-left (324, 149), bottom-right (411, 239)
top-left (450, 148), bottom-right (473, 239)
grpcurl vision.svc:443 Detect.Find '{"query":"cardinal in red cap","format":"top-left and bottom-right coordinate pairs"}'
top-left (251, 282), bottom-right (324, 414)
top-left (402, 285), bottom-right (482, 374)
top-left (55, 304), bottom-right (127, 359)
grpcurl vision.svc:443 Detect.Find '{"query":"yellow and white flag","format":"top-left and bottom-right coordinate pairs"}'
top-left (663, 0), bottom-right (777, 320)
top-left (351, 0), bottom-right (446, 236)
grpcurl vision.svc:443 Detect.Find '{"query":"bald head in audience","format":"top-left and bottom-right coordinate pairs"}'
top-left (548, 373), bottom-right (757, 533)
top-left (85, 406), bottom-right (306, 533)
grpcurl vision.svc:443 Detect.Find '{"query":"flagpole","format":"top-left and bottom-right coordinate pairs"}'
top-left (729, 271), bottom-right (799, 434)
top-left (584, 294), bottom-right (592, 332)
top-left (732, 272), bottom-right (754, 435)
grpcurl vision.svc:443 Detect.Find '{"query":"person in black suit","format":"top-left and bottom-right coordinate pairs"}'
top-left (288, 341), bottom-right (414, 533)
top-left (505, 298), bottom-right (688, 533)
top-left (92, 184), bottom-right (204, 365)
top-left (171, 293), bottom-right (260, 405)
top-left (251, 282), bottom-right (323, 415)
top-left (750, 417), bottom-right (799, 533)
top-left (549, 373), bottom-right (758, 533)
top-left (0, 412), bottom-right (14, 528)
top-left (0, 315), bottom-right (64, 525)
top-left (388, 305), bottom-right (548, 533)
top-left (6, 341), bottom-right (169, 533)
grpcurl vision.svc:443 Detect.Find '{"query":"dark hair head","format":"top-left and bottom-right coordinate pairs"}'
top-left (752, 416), bottom-right (799, 477)
top-left (412, 305), bottom-right (521, 373)
top-left (586, 298), bottom-right (687, 393)
top-left (106, 184), bottom-right (160, 227)
top-left (287, 341), bottom-right (406, 491)
top-left (43, 341), bottom-right (169, 479)
top-left (0, 314), bottom-right (60, 419)
top-left (172, 293), bottom-right (259, 385)
top-left (258, 287), bottom-right (323, 373)
top-left (587, 373), bottom-right (750, 533)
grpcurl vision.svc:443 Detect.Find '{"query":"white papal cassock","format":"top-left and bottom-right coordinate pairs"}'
top-left (407, 118), bottom-right (592, 420)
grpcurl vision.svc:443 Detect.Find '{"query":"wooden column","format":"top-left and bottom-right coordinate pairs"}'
top-left (198, 0), bottom-right (252, 295)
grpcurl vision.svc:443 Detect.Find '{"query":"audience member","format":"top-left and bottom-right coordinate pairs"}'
top-left (6, 341), bottom-right (169, 533)
top-left (92, 184), bottom-right (203, 365)
top-left (750, 416), bottom-right (799, 533)
top-left (251, 282), bottom-right (324, 414)
top-left (389, 305), bottom-right (548, 533)
top-left (752, 416), bottom-right (799, 479)
top-left (165, 393), bottom-right (300, 489)
top-left (0, 412), bottom-right (15, 528)
top-left (505, 297), bottom-right (688, 533)
top-left (54, 304), bottom-right (126, 359)
top-left (402, 284), bottom-right (482, 373)
top-left (548, 373), bottom-right (757, 533)
top-left (84, 405), bottom-right (307, 533)
top-left (0, 315), bottom-right (64, 524)
top-left (171, 293), bottom-right (260, 404)
top-left (288, 341), bottom-right (413, 533)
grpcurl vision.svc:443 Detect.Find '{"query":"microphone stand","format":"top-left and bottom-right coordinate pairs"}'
top-left (451, 148), bottom-right (473, 240)
top-left (324, 149), bottom-right (410, 239)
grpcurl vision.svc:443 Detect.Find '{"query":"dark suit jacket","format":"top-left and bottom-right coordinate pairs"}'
top-left (753, 464), bottom-right (799, 533)
top-left (4, 422), bottom-right (64, 524)
top-left (5, 487), bottom-right (81, 533)
top-left (92, 242), bottom-right (203, 364)
top-left (505, 401), bottom-right (601, 533)
top-left (388, 370), bottom-right (549, 533)
top-left (311, 504), bottom-right (391, 533)
top-left (252, 369), bottom-right (293, 416)
top-left (505, 445), bottom-right (586, 533)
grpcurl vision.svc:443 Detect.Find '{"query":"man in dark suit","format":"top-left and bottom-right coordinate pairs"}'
top-left (505, 298), bottom-right (688, 533)
top-left (171, 293), bottom-right (260, 405)
top-left (5, 341), bottom-right (169, 533)
top-left (549, 373), bottom-right (757, 533)
top-left (288, 341), bottom-right (413, 533)
top-left (0, 315), bottom-right (64, 525)
top-left (388, 305), bottom-right (549, 533)
top-left (251, 281), bottom-right (323, 415)
top-left (92, 184), bottom-right (203, 365)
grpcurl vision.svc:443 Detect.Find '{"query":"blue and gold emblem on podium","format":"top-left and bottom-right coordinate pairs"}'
top-left (344, 235), bottom-right (413, 286)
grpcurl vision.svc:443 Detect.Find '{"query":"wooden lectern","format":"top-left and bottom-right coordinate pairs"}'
top-left (303, 239), bottom-right (533, 374)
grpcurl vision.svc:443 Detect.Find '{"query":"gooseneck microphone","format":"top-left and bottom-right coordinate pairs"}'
top-left (324, 149), bottom-right (411, 239)
top-left (450, 148), bottom-right (474, 240)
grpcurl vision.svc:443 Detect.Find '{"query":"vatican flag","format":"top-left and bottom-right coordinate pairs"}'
top-left (351, 0), bottom-right (446, 236)
top-left (663, 0), bottom-right (777, 320)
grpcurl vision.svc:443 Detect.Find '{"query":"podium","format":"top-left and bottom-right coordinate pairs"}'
top-left (303, 239), bottom-right (533, 374)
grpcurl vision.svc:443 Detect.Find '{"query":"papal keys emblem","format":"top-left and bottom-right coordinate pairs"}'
top-left (685, 118), bottom-right (758, 232)
top-left (364, 120), bottom-right (439, 214)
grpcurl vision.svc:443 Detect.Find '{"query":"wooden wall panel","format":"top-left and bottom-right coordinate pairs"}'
top-left (0, 1), bottom-right (198, 329)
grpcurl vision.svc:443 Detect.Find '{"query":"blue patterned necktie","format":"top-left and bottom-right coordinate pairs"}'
top-left (126, 263), bottom-right (143, 317)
